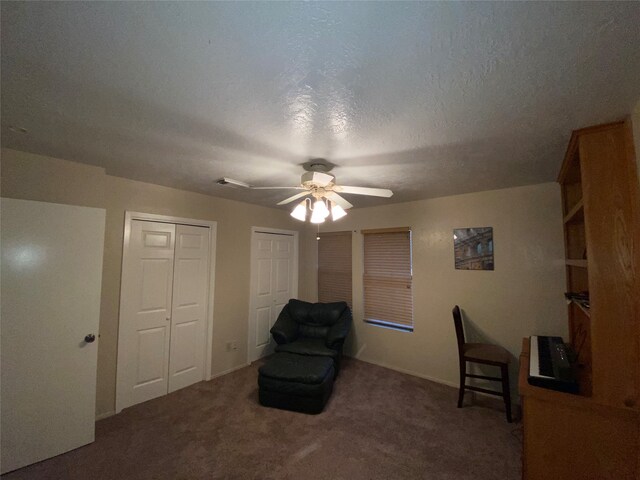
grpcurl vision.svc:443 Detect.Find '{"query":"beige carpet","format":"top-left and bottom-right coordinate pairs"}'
top-left (3, 358), bottom-right (521, 479)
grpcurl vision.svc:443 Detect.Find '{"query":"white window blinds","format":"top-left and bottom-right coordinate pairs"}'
top-left (363, 227), bottom-right (413, 331)
top-left (318, 231), bottom-right (352, 307)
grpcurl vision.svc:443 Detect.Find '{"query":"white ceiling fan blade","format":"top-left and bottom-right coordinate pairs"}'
top-left (334, 185), bottom-right (393, 198)
top-left (311, 172), bottom-right (334, 187)
top-left (217, 177), bottom-right (251, 188)
top-left (324, 191), bottom-right (353, 210)
top-left (251, 186), bottom-right (305, 190)
top-left (217, 177), bottom-right (304, 190)
top-left (277, 191), bottom-right (311, 205)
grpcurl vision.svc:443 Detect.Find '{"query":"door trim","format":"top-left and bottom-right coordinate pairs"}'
top-left (116, 211), bottom-right (217, 413)
top-left (247, 226), bottom-right (299, 364)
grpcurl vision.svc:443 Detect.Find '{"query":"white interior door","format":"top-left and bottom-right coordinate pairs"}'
top-left (168, 225), bottom-right (210, 393)
top-left (117, 220), bottom-right (175, 410)
top-left (1, 198), bottom-right (105, 474)
top-left (249, 231), bottom-right (296, 362)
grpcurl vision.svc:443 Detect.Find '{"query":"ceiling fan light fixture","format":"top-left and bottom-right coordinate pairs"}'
top-left (313, 199), bottom-right (330, 219)
top-left (331, 202), bottom-right (347, 221)
top-left (221, 163), bottom-right (392, 222)
top-left (290, 200), bottom-right (307, 221)
top-left (310, 208), bottom-right (325, 224)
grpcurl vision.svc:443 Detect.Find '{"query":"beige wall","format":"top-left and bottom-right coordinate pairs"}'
top-left (1, 148), bottom-right (315, 417)
top-left (311, 182), bottom-right (567, 397)
top-left (0, 147), bottom-right (568, 411)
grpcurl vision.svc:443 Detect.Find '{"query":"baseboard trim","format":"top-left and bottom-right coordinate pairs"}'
top-left (349, 355), bottom-right (460, 389)
top-left (95, 410), bottom-right (115, 421)
top-left (209, 362), bottom-right (250, 380)
top-left (347, 354), bottom-right (521, 405)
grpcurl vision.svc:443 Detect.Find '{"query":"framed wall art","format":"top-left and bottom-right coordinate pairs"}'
top-left (453, 227), bottom-right (494, 270)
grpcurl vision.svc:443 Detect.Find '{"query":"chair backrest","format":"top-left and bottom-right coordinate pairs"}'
top-left (452, 305), bottom-right (466, 355)
top-left (287, 299), bottom-right (348, 339)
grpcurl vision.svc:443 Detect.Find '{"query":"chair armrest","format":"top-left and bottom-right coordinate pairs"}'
top-left (326, 308), bottom-right (352, 350)
top-left (270, 307), bottom-right (299, 345)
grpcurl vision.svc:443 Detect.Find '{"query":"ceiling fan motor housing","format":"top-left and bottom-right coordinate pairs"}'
top-left (301, 171), bottom-right (335, 187)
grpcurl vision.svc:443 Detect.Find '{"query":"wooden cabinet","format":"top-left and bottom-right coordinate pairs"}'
top-left (520, 120), bottom-right (640, 479)
top-left (520, 340), bottom-right (639, 480)
top-left (580, 122), bottom-right (640, 410)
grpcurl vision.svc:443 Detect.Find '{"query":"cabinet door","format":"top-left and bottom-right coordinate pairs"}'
top-left (522, 395), bottom-right (638, 479)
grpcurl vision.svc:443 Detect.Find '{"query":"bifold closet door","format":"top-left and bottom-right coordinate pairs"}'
top-left (118, 220), bottom-right (176, 409)
top-left (249, 232), bottom-right (295, 362)
top-left (117, 220), bottom-right (211, 411)
top-left (168, 224), bottom-right (210, 393)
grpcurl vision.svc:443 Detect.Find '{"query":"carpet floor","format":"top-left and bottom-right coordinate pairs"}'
top-left (3, 357), bottom-right (522, 479)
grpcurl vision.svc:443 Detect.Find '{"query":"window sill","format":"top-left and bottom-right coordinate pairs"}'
top-left (364, 319), bottom-right (413, 333)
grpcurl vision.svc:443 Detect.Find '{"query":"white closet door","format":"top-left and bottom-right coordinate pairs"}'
top-left (117, 220), bottom-right (175, 411)
top-left (168, 224), bottom-right (210, 393)
top-left (1, 198), bottom-right (105, 474)
top-left (249, 232), bottom-right (295, 362)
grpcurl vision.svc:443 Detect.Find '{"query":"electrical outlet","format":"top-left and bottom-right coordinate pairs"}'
top-left (231, 341), bottom-right (238, 351)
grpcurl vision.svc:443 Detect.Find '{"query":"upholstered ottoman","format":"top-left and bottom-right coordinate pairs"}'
top-left (258, 353), bottom-right (335, 414)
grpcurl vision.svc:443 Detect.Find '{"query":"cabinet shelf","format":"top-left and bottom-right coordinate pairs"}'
top-left (570, 300), bottom-right (591, 318)
top-left (566, 259), bottom-right (588, 268)
top-left (564, 199), bottom-right (584, 224)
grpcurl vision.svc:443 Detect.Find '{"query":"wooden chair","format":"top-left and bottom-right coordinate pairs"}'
top-left (453, 305), bottom-right (512, 422)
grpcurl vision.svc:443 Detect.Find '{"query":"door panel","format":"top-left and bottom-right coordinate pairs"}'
top-left (275, 258), bottom-right (290, 294)
top-left (252, 236), bottom-right (274, 357)
top-left (257, 258), bottom-right (272, 295)
top-left (168, 224), bottom-right (209, 393)
top-left (143, 230), bottom-right (172, 248)
top-left (141, 259), bottom-right (173, 310)
top-left (118, 221), bottom-right (175, 410)
top-left (1, 198), bottom-right (105, 474)
top-left (171, 320), bottom-right (198, 374)
top-left (249, 232), bottom-right (296, 362)
top-left (256, 307), bottom-right (272, 346)
top-left (136, 327), bottom-right (168, 386)
top-left (273, 239), bottom-right (293, 315)
top-left (174, 259), bottom-right (202, 306)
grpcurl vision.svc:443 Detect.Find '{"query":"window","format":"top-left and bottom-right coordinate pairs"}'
top-left (318, 231), bottom-right (352, 307)
top-left (363, 227), bottom-right (413, 331)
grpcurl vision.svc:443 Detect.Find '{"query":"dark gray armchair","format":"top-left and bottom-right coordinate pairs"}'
top-left (270, 299), bottom-right (352, 373)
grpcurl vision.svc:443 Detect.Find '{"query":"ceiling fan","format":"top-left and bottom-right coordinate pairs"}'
top-left (217, 161), bottom-right (393, 223)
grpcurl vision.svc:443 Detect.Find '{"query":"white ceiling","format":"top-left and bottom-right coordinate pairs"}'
top-left (2, 2), bottom-right (639, 208)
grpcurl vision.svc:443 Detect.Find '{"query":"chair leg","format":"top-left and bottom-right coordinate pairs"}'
top-left (501, 363), bottom-right (512, 423)
top-left (457, 359), bottom-right (466, 408)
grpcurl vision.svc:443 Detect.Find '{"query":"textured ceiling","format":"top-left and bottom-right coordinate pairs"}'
top-left (2, 2), bottom-right (640, 209)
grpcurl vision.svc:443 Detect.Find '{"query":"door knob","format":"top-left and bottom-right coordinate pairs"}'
top-left (84, 334), bottom-right (96, 343)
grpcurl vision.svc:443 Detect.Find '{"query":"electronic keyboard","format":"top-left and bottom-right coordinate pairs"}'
top-left (528, 335), bottom-right (579, 394)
